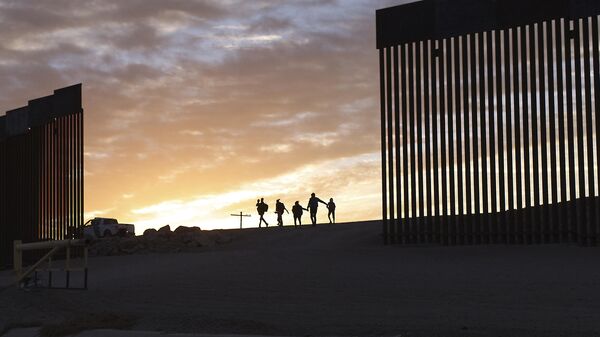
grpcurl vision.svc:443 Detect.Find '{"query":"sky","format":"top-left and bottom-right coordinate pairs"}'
top-left (0, 0), bottom-right (406, 232)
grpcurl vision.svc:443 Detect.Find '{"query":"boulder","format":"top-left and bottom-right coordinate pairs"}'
top-left (158, 225), bottom-right (171, 233)
top-left (157, 225), bottom-right (172, 238)
top-left (86, 225), bottom-right (233, 256)
top-left (173, 226), bottom-right (201, 235)
top-left (143, 228), bottom-right (157, 236)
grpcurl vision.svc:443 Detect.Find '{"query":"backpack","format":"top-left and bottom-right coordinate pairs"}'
top-left (263, 203), bottom-right (269, 213)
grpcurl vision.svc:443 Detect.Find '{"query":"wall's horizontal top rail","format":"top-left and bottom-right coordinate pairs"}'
top-left (376, 0), bottom-right (600, 49)
top-left (0, 83), bottom-right (82, 140)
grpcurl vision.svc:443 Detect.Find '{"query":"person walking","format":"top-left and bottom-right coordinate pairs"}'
top-left (256, 198), bottom-right (269, 227)
top-left (291, 201), bottom-right (308, 227)
top-left (327, 198), bottom-right (336, 224)
top-left (306, 193), bottom-right (327, 226)
top-left (275, 199), bottom-right (289, 226)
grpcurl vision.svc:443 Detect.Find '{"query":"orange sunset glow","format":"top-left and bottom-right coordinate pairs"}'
top-left (0, 0), bottom-right (407, 233)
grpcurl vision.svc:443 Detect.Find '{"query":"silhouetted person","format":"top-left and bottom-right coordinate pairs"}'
top-left (307, 193), bottom-right (327, 226)
top-left (292, 201), bottom-right (308, 226)
top-left (275, 199), bottom-right (289, 226)
top-left (256, 198), bottom-right (269, 227)
top-left (327, 198), bottom-right (336, 224)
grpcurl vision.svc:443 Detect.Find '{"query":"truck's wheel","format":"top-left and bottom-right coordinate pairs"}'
top-left (103, 230), bottom-right (112, 238)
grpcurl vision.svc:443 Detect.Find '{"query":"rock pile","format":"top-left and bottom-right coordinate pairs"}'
top-left (88, 225), bottom-right (232, 257)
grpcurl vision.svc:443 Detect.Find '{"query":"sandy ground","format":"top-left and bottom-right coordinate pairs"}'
top-left (2, 327), bottom-right (282, 337)
top-left (1, 220), bottom-right (600, 337)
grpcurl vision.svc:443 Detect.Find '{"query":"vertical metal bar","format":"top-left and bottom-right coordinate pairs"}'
top-left (394, 45), bottom-right (401, 244)
top-left (557, 19), bottom-right (567, 242)
top-left (70, 115), bottom-right (74, 238)
top-left (59, 117), bottom-right (63, 241)
top-left (496, 29), bottom-right (506, 243)
top-left (416, 41), bottom-right (424, 243)
top-left (440, 39), bottom-right (448, 245)
top-left (54, 118), bottom-right (58, 241)
top-left (592, 16), bottom-right (600, 247)
top-left (538, 22), bottom-right (551, 243)
top-left (64, 115), bottom-right (69, 240)
top-left (566, 20), bottom-right (577, 243)
top-left (548, 20), bottom-right (558, 242)
top-left (62, 115), bottom-right (66, 240)
top-left (379, 48), bottom-right (388, 244)
top-left (402, 43), bottom-right (410, 244)
top-left (583, 17), bottom-right (594, 246)
top-left (74, 113), bottom-right (79, 238)
top-left (387, 47), bottom-right (395, 244)
top-left (45, 123), bottom-right (50, 241)
top-left (55, 117), bottom-right (59, 241)
top-left (575, 19), bottom-right (586, 245)
top-left (80, 107), bottom-right (84, 239)
top-left (38, 125), bottom-right (43, 241)
top-left (76, 112), bottom-right (80, 237)
top-left (0, 139), bottom-right (4, 267)
top-left (64, 115), bottom-right (69, 241)
top-left (410, 42), bottom-right (417, 242)
top-left (522, 25), bottom-right (533, 244)
top-left (505, 28), bottom-right (515, 243)
top-left (69, 113), bottom-right (74, 240)
top-left (448, 37), bottom-right (456, 244)
top-left (65, 115), bottom-right (70, 240)
top-left (470, 33), bottom-right (480, 243)
top-left (50, 120), bottom-right (54, 241)
top-left (514, 27), bottom-right (523, 243)
top-left (479, 32), bottom-right (489, 243)
top-left (539, 21), bottom-right (549, 243)
top-left (424, 40), bottom-right (432, 243)
top-left (49, 121), bottom-right (53, 240)
top-left (432, 40), bottom-right (440, 243)
top-left (455, 36), bottom-right (464, 245)
top-left (488, 30), bottom-right (497, 243)
top-left (531, 23), bottom-right (541, 243)
top-left (463, 34), bottom-right (472, 244)
top-left (41, 124), bottom-right (45, 242)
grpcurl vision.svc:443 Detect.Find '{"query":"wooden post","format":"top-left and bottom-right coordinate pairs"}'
top-left (231, 212), bottom-right (251, 229)
top-left (66, 245), bottom-right (71, 271)
top-left (84, 246), bottom-right (88, 268)
top-left (13, 240), bottom-right (22, 279)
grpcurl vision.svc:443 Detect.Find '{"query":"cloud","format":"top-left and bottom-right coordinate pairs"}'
top-left (130, 152), bottom-right (381, 233)
top-left (0, 0), bottom-right (396, 229)
top-left (84, 208), bottom-right (115, 221)
top-left (260, 144), bottom-right (293, 153)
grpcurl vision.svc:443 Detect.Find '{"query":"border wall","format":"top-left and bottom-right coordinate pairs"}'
top-left (378, 0), bottom-right (600, 245)
top-left (0, 84), bottom-right (83, 268)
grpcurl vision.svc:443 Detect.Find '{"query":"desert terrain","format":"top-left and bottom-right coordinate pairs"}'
top-left (1, 220), bottom-right (600, 337)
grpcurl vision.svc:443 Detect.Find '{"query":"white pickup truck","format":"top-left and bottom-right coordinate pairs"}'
top-left (82, 217), bottom-right (135, 239)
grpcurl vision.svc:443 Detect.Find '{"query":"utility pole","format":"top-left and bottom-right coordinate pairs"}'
top-left (230, 212), bottom-right (251, 229)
